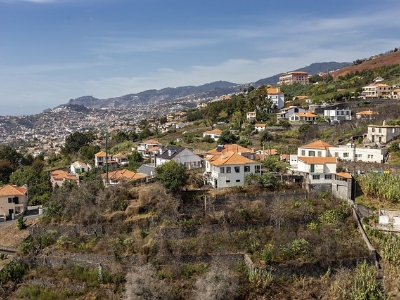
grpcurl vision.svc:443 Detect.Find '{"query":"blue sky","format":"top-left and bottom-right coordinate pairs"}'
top-left (0, 0), bottom-right (399, 115)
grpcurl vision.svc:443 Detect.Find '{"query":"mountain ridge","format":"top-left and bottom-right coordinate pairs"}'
top-left (66, 62), bottom-right (350, 109)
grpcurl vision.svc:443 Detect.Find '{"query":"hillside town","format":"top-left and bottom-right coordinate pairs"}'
top-left (2, 51), bottom-right (400, 299)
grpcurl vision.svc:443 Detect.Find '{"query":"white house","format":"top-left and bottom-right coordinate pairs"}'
top-left (137, 139), bottom-right (162, 157)
top-left (70, 161), bottom-right (91, 174)
top-left (289, 111), bottom-right (317, 123)
top-left (366, 124), bottom-right (400, 144)
top-left (0, 185), bottom-right (28, 219)
top-left (329, 144), bottom-right (388, 163)
top-left (276, 106), bottom-right (306, 121)
top-left (297, 156), bottom-right (337, 184)
top-left (203, 129), bottom-right (222, 141)
top-left (204, 151), bottom-right (261, 188)
top-left (267, 87), bottom-right (285, 109)
top-left (323, 108), bottom-right (352, 122)
top-left (94, 151), bottom-right (114, 168)
top-left (254, 123), bottom-right (266, 132)
top-left (246, 111), bottom-right (257, 120)
top-left (113, 153), bottom-right (129, 166)
top-left (155, 146), bottom-right (203, 169)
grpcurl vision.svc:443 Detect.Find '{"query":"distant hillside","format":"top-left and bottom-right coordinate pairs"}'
top-left (66, 62), bottom-right (350, 109)
top-left (331, 50), bottom-right (400, 80)
top-left (67, 81), bottom-right (240, 109)
top-left (254, 61), bottom-right (351, 86)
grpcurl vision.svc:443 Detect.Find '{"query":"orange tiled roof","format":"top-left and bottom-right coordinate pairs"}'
top-left (267, 87), bottom-right (282, 94)
top-left (206, 144), bottom-right (252, 155)
top-left (203, 129), bottom-right (222, 135)
top-left (147, 146), bottom-right (160, 152)
top-left (141, 139), bottom-right (160, 145)
top-left (95, 151), bottom-right (108, 157)
top-left (296, 112), bottom-right (317, 118)
top-left (0, 185), bottom-right (27, 197)
top-left (208, 152), bottom-right (259, 166)
top-left (102, 169), bottom-right (147, 181)
top-left (336, 172), bottom-right (352, 179)
top-left (356, 110), bottom-right (378, 115)
top-left (298, 156), bottom-right (337, 164)
top-left (301, 140), bottom-right (333, 150)
top-left (50, 170), bottom-right (79, 181)
top-left (254, 123), bottom-right (266, 127)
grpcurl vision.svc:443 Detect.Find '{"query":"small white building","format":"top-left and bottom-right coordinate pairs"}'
top-left (323, 108), bottom-right (352, 122)
top-left (329, 144), bottom-right (388, 163)
top-left (70, 161), bottom-right (91, 174)
top-left (254, 123), bottom-right (266, 132)
top-left (203, 129), bottom-right (222, 141)
top-left (297, 156), bottom-right (337, 184)
top-left (246, 111), bottom-right (257, 120)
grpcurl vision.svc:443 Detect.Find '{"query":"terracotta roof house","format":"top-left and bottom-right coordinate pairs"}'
top-left (137, 139), bottom-right (162, 157)
top-left (50, 170), bottom-right (79, 188)
top-left (355, 110), bottom-right (379, 119)
top-left (101, 169), bottom-right (147, 185)
top-left (94, 151), bottom-right (114, 168)
top-left (289, 111), bottom-right (317, 123)
top-left (0, 184), bottom-right (28, 219)
top-left (267, 87), bottom-right (285, 109)
top-left (206, 144), bottom-right (255, 160)
top-left (204, 151), bottom-right (261, 188)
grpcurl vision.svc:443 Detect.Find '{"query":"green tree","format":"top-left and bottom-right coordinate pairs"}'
top-left (79, 145), bottom-right (101, 161)
top-left (0, 145), bottom-right (22, 168)
top-left (218, 130), bottom-right (238, 144)
top-left (128, 150), bottom-right (143, 171)
top-left (0, 160), bottom-right (15, 184)
top-left (10, 166), bottom-right (52, 205)
top-left (156, 161), bottom-right (188, 194)
top-left (62, 131), bottom-right (96, 154)
top-left (17, 215), bottom-right (27, 230)
top-left (259, 131), bottom-right (273, 143)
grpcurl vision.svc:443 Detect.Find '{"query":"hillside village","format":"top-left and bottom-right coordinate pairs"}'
top-left (1, 50), bottom-right (400, 298)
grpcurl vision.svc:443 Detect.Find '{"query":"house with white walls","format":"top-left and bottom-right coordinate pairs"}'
top-left (203, 129), bottom-right (222, 141)
top-left (155, 145), bottom-right (203, 169)
top-left (204, 151), bottom-right (261, 188)
top-left (276, 106), bottom-right (306, 121)
top-left (267, 87), bottom-right (285, 109)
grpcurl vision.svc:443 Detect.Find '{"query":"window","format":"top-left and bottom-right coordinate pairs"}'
top-left (334, 152), bottom-right (338, 157)
top-left (312, 175), bottom-right (320, 180)
top-left (301, 150), bottom-right (305, 156)
top-left (244, 166), bottom-right (250, 172)
top-left (226, 180), bottom-right (230, 183)
top-left (325, 174), bottom-right (332, 180)
top-left (234, 166), bottom-right (240, 173)
top-left (317, 151), bottom-right (322, 157)
top-left (368, 154), bottom-right (374, 159)
top-left (220, 167), bottom-right (224, 173)
top-left (8, 198), bottom-right (12, 203)
top-left (356, 154), bottom-right (362, 158)
top-left (343, 153), bottom-right (349, 158)
top-left (226, 167), bottom-right (231, 173)
top-left (255, 165), bottom-right (261, 173)
top-left (309, 151), bottom-right (315, 156)
top-left (236, 179), bottom-right (240, 182)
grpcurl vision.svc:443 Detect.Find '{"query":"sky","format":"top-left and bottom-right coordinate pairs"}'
top-left (0, 0), bottom-right (399, 116)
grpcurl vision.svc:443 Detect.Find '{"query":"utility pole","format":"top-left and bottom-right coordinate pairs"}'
top-left (352, 137), bottom-right (357, 204)
top-left (105, 119), bottom-right (109, 186)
